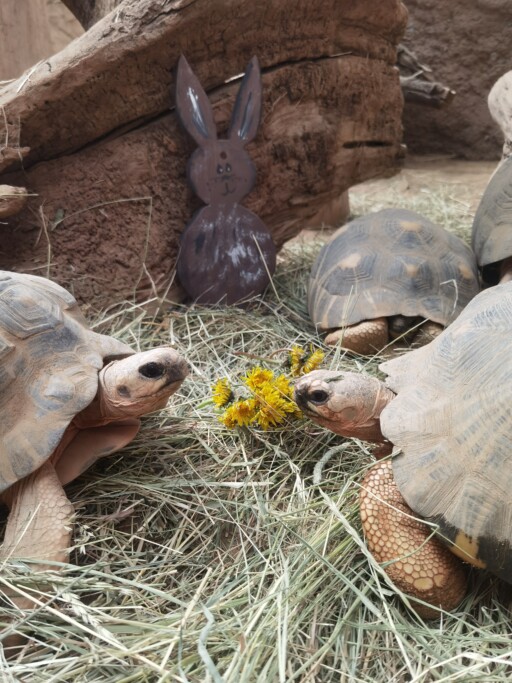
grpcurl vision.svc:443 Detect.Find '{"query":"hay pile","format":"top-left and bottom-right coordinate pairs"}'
top-left (2, 185), bottom-right (512, 681)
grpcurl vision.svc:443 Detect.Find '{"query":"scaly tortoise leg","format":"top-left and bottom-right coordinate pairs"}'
top-left (360, 459), bottom-right (467, 618)
top-left (0, 461), bottom-right (74, 651)
top-left (325, 317), bottom-right (388, 354)
top-left (54, 421), bottom-right (140, 486)
top-left (413, 321), bottom-right (444, 347)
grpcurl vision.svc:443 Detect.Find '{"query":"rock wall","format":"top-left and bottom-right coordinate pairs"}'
top-left (402, 0), bottom-right (512, 160)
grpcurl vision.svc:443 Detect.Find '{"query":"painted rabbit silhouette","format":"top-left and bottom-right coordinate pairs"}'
top-left (175, 55), bottom-right (276, 304)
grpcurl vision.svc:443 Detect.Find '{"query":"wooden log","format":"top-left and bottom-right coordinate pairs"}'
top-left (0, 185), bottom-right (29, 218)
top-left (400, 78), bottom-right (455, 108)
top-left (398, 45), bottom-right (455, 109)
top-left (0, 0), bottom-right (406, 171)
top-left (0, 0), bottom-right (407, 306)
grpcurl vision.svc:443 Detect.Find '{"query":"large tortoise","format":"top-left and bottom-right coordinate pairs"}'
top-left (0, 271), bottom-right (188, 615)
top-left (472, 155), bottom-right (512, 285)
top-left (309, 208), bottom-right (480, 354)
top-left (295, 282), bottom-right (512, 616)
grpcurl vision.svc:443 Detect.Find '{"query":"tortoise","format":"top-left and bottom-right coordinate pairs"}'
top-left (308, 208), bottom-right (480, 354)
top-left (487, 69), bottom-right (512, 162)
top-left (295, 282), bottom-right (512, 617)
top-left (472, 154), bottom-right (512, 285)
top-left (0, 271), bottom-right (188, 614)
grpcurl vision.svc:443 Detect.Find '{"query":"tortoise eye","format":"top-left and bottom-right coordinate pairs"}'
top-left (308, 389), bottom-right (329, 404)
top-left (139, 362), bottom-right (165, 379)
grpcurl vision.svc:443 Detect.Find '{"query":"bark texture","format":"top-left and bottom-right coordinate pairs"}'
top-left (0, 185), bottom-right (28, 218)
top-left (0, 0), bottom-right (407, 306)
top-left (398, 45), bottom-right (455, 109)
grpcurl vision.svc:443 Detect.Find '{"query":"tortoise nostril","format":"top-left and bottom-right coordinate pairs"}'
top-left (139, 362), bottom-right (165, 379)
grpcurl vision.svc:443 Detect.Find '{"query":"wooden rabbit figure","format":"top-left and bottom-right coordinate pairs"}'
top-left (175, 55), bottom-right (276, 304)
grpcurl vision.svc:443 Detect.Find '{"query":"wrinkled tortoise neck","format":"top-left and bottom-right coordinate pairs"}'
top-left (345, 374), bottom-right (395, 448)
top-left (73, 360), bottom-right (133, 426)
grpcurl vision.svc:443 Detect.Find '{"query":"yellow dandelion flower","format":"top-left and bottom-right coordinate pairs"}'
top-left (220, 398), bottom-right (258, 428)
top-left (253, 382), bottom-right (275, 406)
top-left (301, 349), bottom-right (325, 374)
top-left (253, 383), bottom-right (300, 429)
top-left (212, 378), bottom-right (234, 407)
top-left (289, 345), bottom-right (306, 377)
top-left (220, 410), bottom-right (237, 429)
top-left (272, 374), bottom-right (303, 419)
top-left (255, 397), bottom-right (298, 429)
top-left (290, 402), bottom-right (304, 420)
top-left (213, 356), bottom-right (306, 432)
top-left (274, 373), bottom-right (294, 399)
top-left (288, 345), bottom-right (325, 376)
top-left (244, 366), bottom-right (274, 390)
top-left (254, 403), bottom-right (282, 430)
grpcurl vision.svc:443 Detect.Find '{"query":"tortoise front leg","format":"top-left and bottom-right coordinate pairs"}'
top-left (413, 321), bottom-right (444, 346)
top-left (1, 461), bottom-right (74, 607)
top-left (360, 460), bottom-right (467, 618)
top-left (54, 421), bottom-right (140, 486)
top-left (325, 317), bottom-right (388, 354)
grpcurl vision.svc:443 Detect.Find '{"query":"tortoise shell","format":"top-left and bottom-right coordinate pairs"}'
top-left (0, 271), bottom-right (132, 493)
top-left (308, 208), bottom-right (479, 331)
top-left (380, 282), bottom-right (512, 579)
top-left (472, 155), bottom-right (512, 283)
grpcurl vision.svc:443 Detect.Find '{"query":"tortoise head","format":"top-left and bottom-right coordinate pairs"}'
top-left (294, 370), bottom-right (394, 445)
top-left (98, 347), bottom-right (189, 419)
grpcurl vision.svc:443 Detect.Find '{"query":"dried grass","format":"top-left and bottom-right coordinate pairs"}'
top-left (2, 185), bottom-right (512, 681)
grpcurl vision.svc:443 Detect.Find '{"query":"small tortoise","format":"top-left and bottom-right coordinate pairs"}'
top-left (308, 208), bottom-right (480, 354)
top-left (472, 155), bottom-right (512, 285)
top-left (0, 271), bottom-right (188, 613)
top-left (295, 282), bottom-right (512, 616)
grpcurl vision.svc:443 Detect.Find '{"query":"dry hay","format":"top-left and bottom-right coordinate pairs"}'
top-left (2, 186), bottom-right (512, 681)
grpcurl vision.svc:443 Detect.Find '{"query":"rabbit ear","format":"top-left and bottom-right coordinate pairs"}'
top-left (176, 54), bottom-right (217, 145)
top-left (228, 56), bottom-right (262, 144)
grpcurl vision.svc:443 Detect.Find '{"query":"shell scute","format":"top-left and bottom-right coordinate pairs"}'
top-left (0, 271), bottom-right (133, 493)
top-left (0, 281), bottom-right (64, 339)
top-left (309, 208), bottom-right (479, 330)
top-left (380, 283), bottom-right (512, 577)
top-left (472, 156), bottom-right (512, 279)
